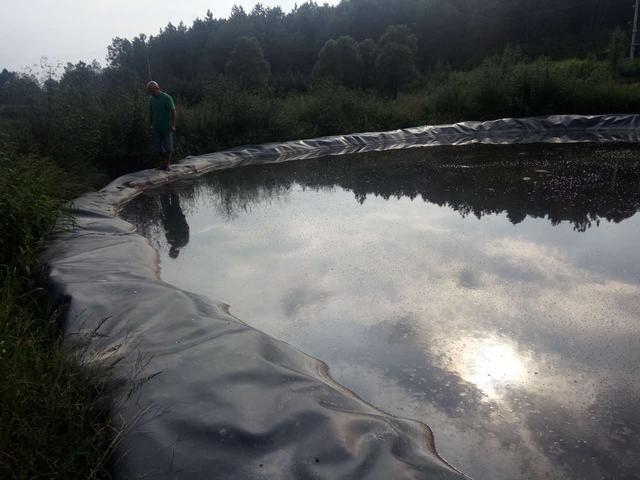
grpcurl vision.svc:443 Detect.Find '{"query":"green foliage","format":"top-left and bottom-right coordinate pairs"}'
top-left (0, 155), bottom-right (114, 479)
top-left (284, 83), bottom-right (383, 136)
top-left (0, 153), bottom-right (102, 274)
top-left (372, 24), bottom-right (419, 97)
top-left (0, 157), bottom-right (64, 274)
top-left (0, 62), bottom-right (152, 177)
top-left (314, 25), bottom-right (421, 95)
top-left (379, 24), bottom-right (418, 53)
top-left (618, 59), bottom-right (640, 79)
top-left (103, 0), bottom-right (631, 86)
top-left (425, 54), bottom-right (640, 121)
top-left (0, 278), bottom-right (115, 480)
top-left (608, 28), bottom-right (628, 75)
top-left (48, 62), bottom-right (104, 166)
top-left (167, 79), bottom-right (426, 156)
top-left (178, 81), bottom-right (283, 154)
top-left (375, 42), bottom-right (418, 97)
top-left (358, 39), bottom-right (378, 89)
top-left (312, 36), bottom-right (364, 88)
top-left (225, 36), bottom-right (272, 89)
top-left (0, 71), bottom-right (41, 115)
top-left (96, 68), bottom-right (158, 174)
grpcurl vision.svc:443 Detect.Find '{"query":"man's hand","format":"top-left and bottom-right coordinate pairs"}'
top-left (171, 125), bottom-right (176, 133)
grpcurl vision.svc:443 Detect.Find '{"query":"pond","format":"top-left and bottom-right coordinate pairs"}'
top-left (121, 143), bottom-right (640, 480)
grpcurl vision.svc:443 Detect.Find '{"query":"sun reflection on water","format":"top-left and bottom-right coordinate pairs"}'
top-left (456, 336), bottom-right (528, 399)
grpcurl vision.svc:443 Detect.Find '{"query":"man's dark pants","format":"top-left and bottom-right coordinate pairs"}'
top-left (152, 129), bottom-right (174, 155)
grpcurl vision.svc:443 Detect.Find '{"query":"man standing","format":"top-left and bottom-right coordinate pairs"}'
top-left (147, 81), bottom-right (176, 170)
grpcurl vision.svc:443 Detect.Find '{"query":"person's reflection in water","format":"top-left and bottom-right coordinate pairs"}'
top-left (160, 190), bottom-right (190, 259)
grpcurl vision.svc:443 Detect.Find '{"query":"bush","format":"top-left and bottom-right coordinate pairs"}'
top-left (618, 59), bottom-right (640, 80)
top-left (0, 155), bottom-right (80, 274)
top-left (282, 82), bottom-right (416, 137)
top-left (423, 53), bottom-right (638, 120)
top-left (178, 81), bottom-right (284, 155)
top-left (0, 154), bottom-right (115, 479)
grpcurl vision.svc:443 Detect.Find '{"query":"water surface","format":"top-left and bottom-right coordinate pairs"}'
top-left (122, 144), bottom-right (640, 480)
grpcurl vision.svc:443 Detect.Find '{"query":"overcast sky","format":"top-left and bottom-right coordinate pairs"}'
top-left (0, 1), bottom-right (339, 73)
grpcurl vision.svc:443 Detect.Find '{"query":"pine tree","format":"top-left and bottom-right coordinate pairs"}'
top-left (225, 37), bottom-right (272, 89)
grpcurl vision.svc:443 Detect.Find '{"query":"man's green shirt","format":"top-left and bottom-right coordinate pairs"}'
top-left (149, 92), bottom-right (175, 132)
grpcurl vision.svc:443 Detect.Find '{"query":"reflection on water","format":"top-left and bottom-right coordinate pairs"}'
top-left (121, 144), bottom-right (640, 480)
top-left (455, 336), bottom-right (527, 400)
top-left (160, 191), bottom-right (190, 258)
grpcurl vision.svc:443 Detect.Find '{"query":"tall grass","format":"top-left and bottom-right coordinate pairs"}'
top-left (0, 153), bottom-right (114, 479)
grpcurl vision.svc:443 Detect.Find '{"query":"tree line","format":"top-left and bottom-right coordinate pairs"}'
top-left (103, 0), bottom-right (631, 98)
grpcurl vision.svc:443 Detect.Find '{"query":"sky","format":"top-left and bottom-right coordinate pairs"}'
top-left (0, 0), bottom-right (339, 73)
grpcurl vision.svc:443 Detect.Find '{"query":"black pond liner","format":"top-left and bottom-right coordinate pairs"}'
top-left (45, 115), bottom-right (640, 480)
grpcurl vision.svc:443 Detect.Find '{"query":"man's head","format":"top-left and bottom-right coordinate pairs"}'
top-left (147, 81), bottom-right (161, 96)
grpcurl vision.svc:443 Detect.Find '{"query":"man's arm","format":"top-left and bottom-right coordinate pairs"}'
top-left (149, 100), bottom-right (154, 128)
top-left (171, 108), bottom-right (177, 132)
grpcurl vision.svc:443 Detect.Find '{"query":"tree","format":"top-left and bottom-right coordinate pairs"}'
top-left (107, 37), bottom-right (132, 69)
top-left (101, 0), bottom-right (632, 87)
top-left (0, 69), bottom-right (15, 90)
top-left (225, 37), bottom-right (272, 88)
top-left (608, 27), bottom-right (627, 76)
top-left (312, 36), bottom-right (363, 88)
top-left (59, 61), bottom-right (102, 92)
top-left (374, 24), bottom-right (419, 96)
top-left (358, 39), bottom-right (378, 89)
top-left (378, 24), bottom-right (417, 53)
top-left (375, 41), bottom-right (417, 97)
top-left (107, 36), bottom-right (150, 80)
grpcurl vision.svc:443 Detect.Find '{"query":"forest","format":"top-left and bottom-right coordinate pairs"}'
top-left (107, 0), bottom-right (631, 88)
top-left (1, 0), bottom-right (639, 478)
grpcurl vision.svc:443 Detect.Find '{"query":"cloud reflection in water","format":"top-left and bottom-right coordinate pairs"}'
top-left (454, 336), bottom-right (528, 400)
top-left (121, 144), bottom-right (640, 480)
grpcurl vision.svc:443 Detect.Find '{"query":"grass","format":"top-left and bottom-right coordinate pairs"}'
top-left (0, 153), bottom-right (115, 479)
